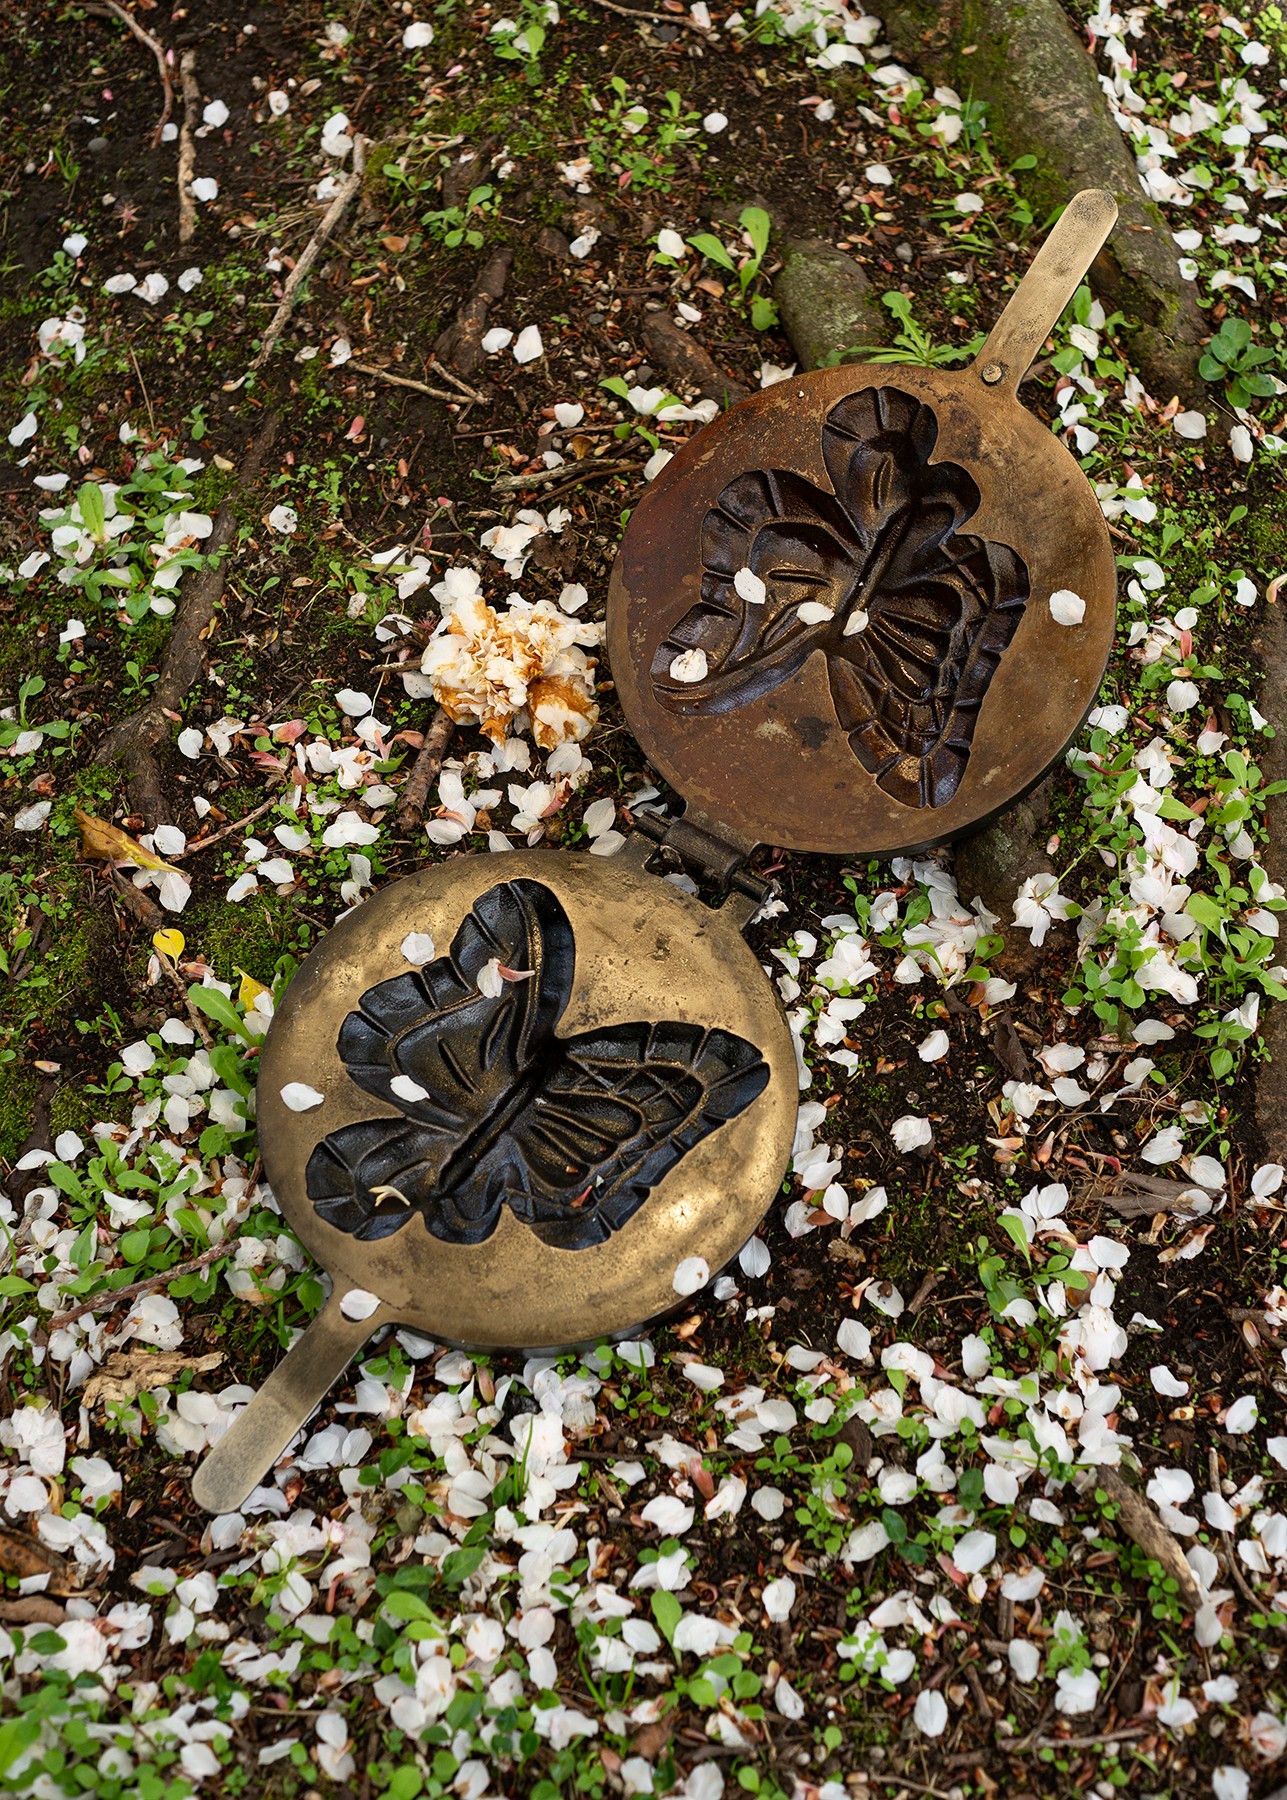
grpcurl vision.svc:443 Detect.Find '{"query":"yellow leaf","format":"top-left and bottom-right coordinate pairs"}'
top-left (75, 807), bottom-right (177, 875)
top-left (153, 929), bottom-right (185, 960)
top-left (238, 970), bottom-right (270, 1010)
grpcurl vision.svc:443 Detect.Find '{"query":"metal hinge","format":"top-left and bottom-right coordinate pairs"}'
top-left (631, 810), bottom-right (775, 926)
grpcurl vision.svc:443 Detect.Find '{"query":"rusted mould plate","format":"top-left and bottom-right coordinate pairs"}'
top-left (256, 848), bottom-right (796, 1350)
top-left (608, 362), bottom-right (1116, 857)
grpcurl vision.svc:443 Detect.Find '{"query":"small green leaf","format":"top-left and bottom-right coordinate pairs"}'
top-left (187, 985), bottom-right (250, 1040)
top-left (688, 232), bottom-right (735, 272)
top-left (738, 204), bottom-right (771, 262)
top-left (119, 1230), bottom-right (152, 1265)
top-left (440, 1545), bottom-right (485, 1588)
top-left (651, 1589), bottom-right (682, 1647)
top-left (78, 482), bottom-right (107, 539)
top-left (1186, 892), bottom-right (1226, 934)
top-left (383, 1590), bottom-right (435, 1622)
top-left (996, 1210), bottom-right (1032, 1263)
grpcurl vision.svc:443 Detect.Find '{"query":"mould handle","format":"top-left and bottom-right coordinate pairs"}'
top-left (191, 1291), bottom-right (383, 1516)
top-left (971, 188), bottom-right (1118, 395)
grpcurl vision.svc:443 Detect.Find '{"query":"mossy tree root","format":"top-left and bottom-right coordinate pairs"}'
top-left (882, 0), bottom-right (1206, 406)
top-left (94, 412), bottom-right (282, 830)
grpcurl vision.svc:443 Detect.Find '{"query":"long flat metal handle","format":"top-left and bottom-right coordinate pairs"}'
top-left (191, 1293), bottom-right (383, 1514)
top-left (971, 188), bottom-right (1118, 394)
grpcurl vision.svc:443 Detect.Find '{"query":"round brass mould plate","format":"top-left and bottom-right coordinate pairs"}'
top-left (257, 849), bottom-right (797, 1351)
top-left (608, 362), bottom-right (1116, 857)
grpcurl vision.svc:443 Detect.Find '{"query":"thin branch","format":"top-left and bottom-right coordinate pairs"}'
top-left (487, 457), bottom-right (642, 494)
top-left (426, 359), bottom-right (489, 404)
top-left (177, 48), bottom-right (200, 243)
top-left (48, 1160), bottom-right (262, 1332)
top-left (348, 363), bottom-right (466, 404)
top-left (582, 0), bottom-right (713, 30)
top-left (248, 136), bottom-right (368, 374)
top-left (396, 707), bottom-right (456, 830)
top-left (178, 789), bottom-right (286, 857)
top-left (84, 2), bottom-right (175, 148)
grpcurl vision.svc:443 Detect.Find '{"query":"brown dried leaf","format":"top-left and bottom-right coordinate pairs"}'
top-left (75, 807), bottom-right (177, 874)
top-left (0, 1596), bottom-right (67, 1625)
top-left (82, 1349), bottom-right (224, 1408)
top-left (1088, 1468), bottom-right (1201, 1610)
top-left (0, 1524), bottom-right (78, 1597)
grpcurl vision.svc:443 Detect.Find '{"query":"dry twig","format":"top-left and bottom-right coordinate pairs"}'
top-left (349, 363), bottom-right (466, 405)
top-left (179, 789), bottom-right (286, 857)
top-left (85, 2), bottom-right (174, 147)
top-left (1085, 1170), bottom-right (1212, 1217)
top-left (427, 359), bottom-right (489, 403)
top-left (48, 1160), bottom-right (262, 1332)
top-left (488, 457), bottom-right (642, 495)
top-left (396, 707), bottom-right (456, 829)
top-left (1077, 1466), bottom-right (1201, 1610)
top-left (249, 137), bottom-right (368, 374)
top-left (582, 0), bottom-right (713, 31)
top-left (176, 49), bottom-right (200, 243)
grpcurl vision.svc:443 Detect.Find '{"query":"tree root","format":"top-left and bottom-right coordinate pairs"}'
top-left (773, 239), bottom-right (887, 372)
top-left (433, 250), bottom-right (513, 378)
top-left (641, 310), bottom-right (751, 405)
top-left (882, 0), bottom-right (1205, 405)
top-left (93, 411), bottom-right (282, 829)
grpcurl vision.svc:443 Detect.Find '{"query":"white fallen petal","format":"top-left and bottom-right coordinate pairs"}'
top-left (281, 1082), bottom-right (325, 1111)
top-left (672, 1256), bottom-right (709, 1297)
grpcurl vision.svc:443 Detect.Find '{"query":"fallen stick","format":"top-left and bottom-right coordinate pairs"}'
top-left (427, 359), bottom-right (489, 404)
top-left (582, 0), bottom-right (713, 30)
top-left (94, 411), bottom-right (282, 828)
top-left (1209, 1445), bottom-right (1260, 1605)
top-left (396, 707), bottom-right (456, 830)
top-left (1078, 1466), bottom-right (1200, 1610)
top-left (488, 456), bottom-right (641, 494)
top-left (48, 1159), bottom-right (262, 1332)
top-left (249, 137), bottom-right (368, 374)
top-left (177, 49), bottom-right (200, 244)
top-left (1087, 1171), bottom-right (1212, 1216)
top-left (178, 788), bottom-right (286, 856)
top-left (153, 946), bottom-right (216, 1051)
top-left (84, 1), bottom-right (174, 148)
top-left (349, 363), bottom-right (466, 404)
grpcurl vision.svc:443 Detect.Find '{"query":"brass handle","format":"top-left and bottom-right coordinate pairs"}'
top-left (971, 188), bottom-right (1118, 394)
top-left (191, 1292), bottom-right (384, 1514)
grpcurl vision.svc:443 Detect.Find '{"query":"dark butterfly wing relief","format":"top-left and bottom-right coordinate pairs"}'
top-left (306, 879), bottom-right (769, 1248)
top-left (650, 386), bottom-right (1030, 809)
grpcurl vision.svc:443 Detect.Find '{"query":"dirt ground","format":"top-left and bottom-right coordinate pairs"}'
top-left (1, 1), bottom-right (1286, 1798)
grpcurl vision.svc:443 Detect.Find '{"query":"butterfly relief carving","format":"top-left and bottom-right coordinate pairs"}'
top-left (307, 879), bottom-right (769, 1250)
top-left (651, 386), bottom-right (1031, 809)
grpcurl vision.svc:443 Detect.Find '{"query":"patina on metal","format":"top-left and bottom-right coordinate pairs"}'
top-left (609, 188), bottom-right (1120, 855)
top-left (194, 191), bottom-right (1119, 1516)
top-left (192, 846), bottom-right (796, 1516)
